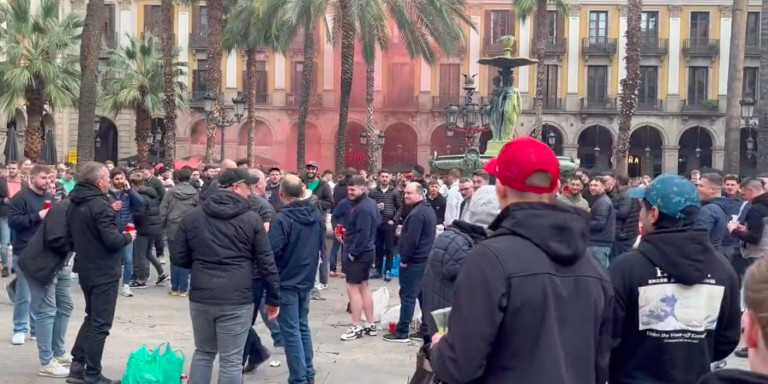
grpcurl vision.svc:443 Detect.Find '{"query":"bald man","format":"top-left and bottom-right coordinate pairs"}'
top-left (200, 159), bottom-right (237, 204)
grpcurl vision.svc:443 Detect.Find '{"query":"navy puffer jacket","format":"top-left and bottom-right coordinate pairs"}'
top-left (420, 220), bottom-right (488, 336)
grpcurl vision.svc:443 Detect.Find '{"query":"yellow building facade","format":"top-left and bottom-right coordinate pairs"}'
top-left (8, 0), bottom-right (763, 175)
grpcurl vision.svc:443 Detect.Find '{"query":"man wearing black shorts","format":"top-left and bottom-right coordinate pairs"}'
top-left (339, 176), bottom-right (381, 341)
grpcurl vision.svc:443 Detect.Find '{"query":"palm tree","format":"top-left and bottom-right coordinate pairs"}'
top-left (614, 0), bottom-right (642, 177)
top-left (77, 0), bottom-right (105, 165)
top-left (357, 0), bottom-right (390, 175)
top-left (160, 0), bottom-right (179, 167)
top-left (0, 0), bottom-right (82, 162)
top-left (100, 34), bottom-right (188, 164)
top-left (513, 0), bottom-right (569, 140)
top-left (757, 0), bottom-right (768, 173)
top-left (333, 0), bottom-right (474, 172)
top-left (723, 0), bottom-right (749, 174)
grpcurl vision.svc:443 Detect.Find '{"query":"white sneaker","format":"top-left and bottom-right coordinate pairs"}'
top-left (39, 360), bottom-right (69, 377)
top-left (11, 332), bottom-right (25, 345)
top-left (340, 325), bottom-right (363, 341)
top-left (30, 335), bottom-right (36, 341)
top-left (120, 285), bottom-right (133, 297)
top-left (54, 354), bottom-right (72, 366)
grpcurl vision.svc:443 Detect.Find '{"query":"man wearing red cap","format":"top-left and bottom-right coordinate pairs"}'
top-left (429, 137), bottom-right (613, 383)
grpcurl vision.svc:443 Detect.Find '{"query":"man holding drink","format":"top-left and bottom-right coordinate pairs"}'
top-left (107, 168), bottom-right (143, 297)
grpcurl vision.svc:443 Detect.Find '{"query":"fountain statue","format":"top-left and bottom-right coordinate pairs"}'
top-left (429, 35), bottom-right (580, 178)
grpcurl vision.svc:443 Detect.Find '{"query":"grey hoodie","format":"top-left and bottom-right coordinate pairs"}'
top-left (160, 182), bottom-right (199, 240)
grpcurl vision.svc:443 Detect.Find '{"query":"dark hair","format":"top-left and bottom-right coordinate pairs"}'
top-left (268, 167), bottom-right (281, 174)
top-left (349, 175), bottom-right (367, 187)
top-left (176, 167), bottom-right (193, 183)
top-left (323, 169), bottom-right (334, 176)
top-left (616, 175), bottom-right (630, 187)
top-left (641, 199), bottom-right (700, 230)
top-left (378, 169), bottom-right (391, 176)
top-left (203, 164), bottom-right (218, 172)
top-left (568, 176), bottom-right (583, 184)
top-left (412, 165), bottom-right (425, 177)
top-left (280, 177), bottom-right (303, 199)
top-left (701, 173), bottom-right (724, 187)
top-left (30, 164), bottom-right (49, 176)
top-left (344, 167), bottom-right (357, 179)
top-left (236, 158), bottom-right (250, 167)
top-left (109, 167), bottom-right (126, 179)
top-left (725, 174), bottom-right (739, 182)
top-left (472, 169), bottom-right (489, 180)
top-left (742, 177), bottom-right (765, 190)
top-left (428, 180), bottom-right (440, 187)
top-left (138, 163), bottom-right (153, 171)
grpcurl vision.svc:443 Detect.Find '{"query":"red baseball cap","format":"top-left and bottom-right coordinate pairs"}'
top-left (483, 137), bottom-right (560, 194)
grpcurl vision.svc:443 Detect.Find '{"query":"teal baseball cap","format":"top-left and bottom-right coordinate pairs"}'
top-left (628, 174), bottom-right (701, 218)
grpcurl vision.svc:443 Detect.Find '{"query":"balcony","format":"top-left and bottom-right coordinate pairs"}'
top-left (485, 37), bottom-right (518, 57)
top-left (681, 99), bottom-right (720, 113)
top-left (582, 37), bottom-right (617, 58)
top-left (636, 99), bottom-right (664, 112)
top-left (190, 31), bottom-right (208, 50)
top-left (531, 37), bottom-right (567, 56)
top-left (746, 40), bottom-right (761, 58)
top-left (640, 37), bottom-right (668, 57)
top-left (682, 38), bottom-right (720, 58)
top-left (286, 93), bottom-right (322, 108)
top-left (244, 93), bottom-right (270, 105)
top-left (542, 97), bottom-right (563, 111)
top-left (580, 97), bottom-right (617, 112)
top-left (189, 91), bottom-right (206, 107)
top-left (432, 95), bottom-right (463, 109)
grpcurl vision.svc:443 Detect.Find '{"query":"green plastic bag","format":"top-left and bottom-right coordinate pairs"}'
top-left (122, 343), bottom-right (185, 384)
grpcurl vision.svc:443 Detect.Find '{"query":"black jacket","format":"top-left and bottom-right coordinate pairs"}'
top-left (265, 181), bottom-right (282, 211)
top-left (333, 179), bottom-right (349, 207)
top-left (694, 198), bottom-right (731, 253)
top-left (608, 228), bottom-right (741, 384)
top-left (613, 186), bottom-right (640, 241)
top-left (589, 193), bottom-right (616, 246)
top-left (733, 192), bottom-right (768, 258)
top-left (134, 187), bottom-right (163, 237)
top-left (18, 200), bottom-right (72, 285)
top-left (0, 178), bottom-right (11, 217)
top-left (421, 221), bottom-right (487, 336)
top-left (399, 200), bottom-right (437, 265)
top-left (68, 183), bottom-right (133, 286)
top-left (268, 199), bottom-right (325, 292)
top-left (345, 195), bottom-right (381, 259)
top-left (698, 369), bottom-right (768, 384)
top-left (426, 193), bottom-right (447, 225)
top-left (249, 195), bottom-right (275, 224)
top-left (308, 178), bottom-right (333, 213)
top-left (431, 204), bottom-right (613, 384)
top-left (171, 190), bottom-right (280, 307)
top-left (368, 185), bottom-right (401, 222)
top-left (9, 186), bottom-right (54, 255)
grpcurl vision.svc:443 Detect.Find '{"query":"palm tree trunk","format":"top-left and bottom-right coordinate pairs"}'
top-left (160, 0), bottom-right (177, 167)
top-left (529, 0), bottom-right (549, 141)
top-left (335, 0), bottom-right (355, 173)
top-left (724, 0), bottom-right (749, 174)
top-left (24, 87), bottom-right (44, 162)
top-left (205, 0), bottom-right (226, 163)
top-left (757, 0), bottom-right (768, 173)
top-left (135, 106), bottom-right (152, 164)
top-left (615, 0), bottom-right (642, 177)
top-left (76, 0), bottom-right (105, 165)
top-left (365, 60), bottom-right (377, 175)
top-left (297, 16), bottom-right (315, 172)
top-left (246, 49), bottom-right (257, 166)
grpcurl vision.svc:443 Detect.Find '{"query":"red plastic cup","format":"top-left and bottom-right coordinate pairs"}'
top-left (43, 200), bottom-right (52, 210)
top-left (335, 224), bottom-right (343, 237)
top-left (126, 223), bottom-right (135, 232)
top-left (388, 322), bottom-right (396, 334)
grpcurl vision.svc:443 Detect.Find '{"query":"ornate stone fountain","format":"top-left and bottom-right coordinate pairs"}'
top-left (429, 35), bottom-right (580, 180)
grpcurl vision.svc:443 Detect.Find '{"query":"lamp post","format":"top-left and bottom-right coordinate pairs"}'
top-left (94, 117), bottom-right (101, 149)
top-left (741, 98), bottom-right (757, 159)
top-left (204, 92), bottom-right (246, 161)
top-left (147, 121), bottom-right (164, 159)
top-left (443, 74), bottom-right (490, 151)
top-left (546, 129), bottom-right (556, 149)
top-left (360, 130), bottom-right (386, 173)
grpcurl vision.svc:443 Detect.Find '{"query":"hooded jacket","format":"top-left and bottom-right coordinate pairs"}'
top-left (698, 369), bottom-right (768, 384)
top-left (160, 183), bottom-right (198, 241)
top-left (18, 200), bottom-right (72, 285)
top-left (134, 186), bottom-right (163, 236)
top-left (421, 220), bottom-right (488, 336)
top-left (107, 187), bottom-right (144, 231)
top-left (268, 199), bottom-right (325, 291)
top-left (694, 197), bottom-right (731, 252)
top-left (333, 179), bottom-right (349, 207)
top-left (8, 186), bottom-right (54, 255)
top-left (608, 228), bottom-right (741, 384)
top-left (68, 183), bottom-right (133, 286)
top-left (431, 204), bottom-right (613, 384)
top-left (345, 194), bottom-right (381, 259)
top-left (171, 190), bottom-right (280, 307)
top-left (733, 192), bottom-right (768, 259)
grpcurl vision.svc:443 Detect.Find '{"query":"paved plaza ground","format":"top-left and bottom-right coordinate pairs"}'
top-left (0, 264), bottom-right (750, 384)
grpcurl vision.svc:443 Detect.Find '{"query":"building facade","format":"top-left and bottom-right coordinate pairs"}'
top-left (2, 0), bottom-right (763, 176)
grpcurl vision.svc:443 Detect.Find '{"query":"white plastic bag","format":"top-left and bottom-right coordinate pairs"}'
top-left (361, 286), bottom-right (390, 322)
top-left (377, 300), bottom-right (423, 326)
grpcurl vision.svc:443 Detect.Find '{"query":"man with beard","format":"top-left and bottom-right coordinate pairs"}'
top-left (368, 170), bottom-right (401, 281)
top-left (695, 173), bottom-right (731, 253)
top-left (612, 175), bottom-right (640, 259)
top-left (609, 175), bottom-right (740, 384)
top-left (67, 162), bottom-right (136, 384)
top-left (265, 167), bottom-right (282, 211)
top-left (200, 165), bottom-right (219, 196)
top-left (557, 176), bottom-right (589, 212)
top-left (303, 161), bottom-right (333, 290)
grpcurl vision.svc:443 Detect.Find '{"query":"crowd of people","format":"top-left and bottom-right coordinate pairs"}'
top-left (1, 135), bottom-right (768, 384)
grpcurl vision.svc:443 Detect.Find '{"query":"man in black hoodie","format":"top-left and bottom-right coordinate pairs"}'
top-left (609, 174), bottom-right (741, 384)
top-left (129, 173), bottom-right (167, 288)
top-left (431, 137), bottom-right (613, 383)
top-left (67, 162), bottom-right (136, 384)
top-left (172, 168), bottom-right (280, 384)
top-left (265, 167), bottom-right (282, 211)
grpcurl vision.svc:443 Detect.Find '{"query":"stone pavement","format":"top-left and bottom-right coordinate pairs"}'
top-left (0, 266), bottom-right (751, 384)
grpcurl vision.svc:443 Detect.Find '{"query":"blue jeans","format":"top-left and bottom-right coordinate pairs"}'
top-left (189, 302), bottom-right (253, 384)
top-left (171, 265), bottom-right (190, 293)
top-left (278, 289), bottom-right (314, 384)
top-left (0, 217), bottom-right (9, 268)
top-left (12, 255), bottom-right (36, 335)
top-left (396, 262), bottom-right (426, 336)
top-left (587, 246), bottom-right (611, 269)
top-left (258, 296), bottom-right (282, 346)
top-left (120, 243), bottom-right (133, 285)
top-left (330, 238), bottom-right (341, 272)
top-left (28, 269), bottom-right (74, 365)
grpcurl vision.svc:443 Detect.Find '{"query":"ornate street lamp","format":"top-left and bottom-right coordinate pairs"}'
top-left (742, 98), bottom-right (757, 159)
top-left (360, 130), bottom-right (385, 149)
top-left (94, 117), bottom-right (101, 148)
top-left (442, 74), bottom-right (490, 151)
top-left (644, 126), bottom-right (651, 158)
top-left (204, 91), bottom-right (246, 160)
top-left (546, 130), bottom-right (556, 149)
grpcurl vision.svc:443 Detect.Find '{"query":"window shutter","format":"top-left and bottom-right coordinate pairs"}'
top-left (192, 6), bottom-right (200, 35)
top-left (508, 10), bottom-right (515, 36)
top-left (557, 12), bottom-right (565, 38)
top-left (484, 10), bottom-right (491, 47)
top-left (143, 5), bottom-right (152, 34)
